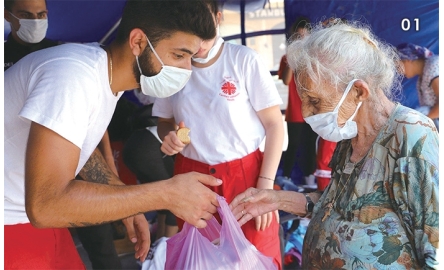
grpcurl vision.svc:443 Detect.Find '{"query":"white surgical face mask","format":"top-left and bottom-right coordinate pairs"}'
top-left (9, 12), bottom-right (48, 43)
top-left (304, 79), bottom-right (362, 142)
top-left (137, 36), bottom-right (192, 98)
top-left (192, 27), bottom-right (224, 64)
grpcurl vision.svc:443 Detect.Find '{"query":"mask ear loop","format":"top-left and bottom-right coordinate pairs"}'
top-left (7, 12), bottom-right (20, 31)
top-left (347, 101), bottom-right (362, 121)
top-left (135, 56), bottom-right (143, 74)
top-left (136, 36), bottom-right (165, 76)
top-left (8, 12), bottom-right (22, 21)
top-left (145, 36), bottom-right (165, 66)
top-left (333, 79), bottom-right (360, 112)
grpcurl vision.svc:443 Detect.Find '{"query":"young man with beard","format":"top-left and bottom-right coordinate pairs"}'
top-left (4, 0), bottom-right (220, 268)
top-left (4, 0), bottom-right (127, 268)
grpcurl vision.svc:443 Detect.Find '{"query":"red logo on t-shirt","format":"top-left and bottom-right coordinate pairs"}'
top-left (221, 81), bottom-right (237, 95)
top-left (219, 78), bottom-right (240, 101)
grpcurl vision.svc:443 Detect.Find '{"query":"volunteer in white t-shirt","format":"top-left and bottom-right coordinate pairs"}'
top-left (154, 0), bottom-right (284, 268)
top-left (4, 1), bottom-right (221, 268)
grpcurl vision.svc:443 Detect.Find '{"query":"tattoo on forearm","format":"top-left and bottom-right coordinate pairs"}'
top-left (79, 150), bottom-right (112, 184)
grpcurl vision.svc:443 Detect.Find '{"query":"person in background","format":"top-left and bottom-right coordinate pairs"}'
top-left (4, 0), bottom-right (58, 70)
top-left (4, 0), bottom-right (220, 268)
top-left (122, 90), bottom-right (179, 241)
top-left (397, 43), bottom-right (439, 130)
top-left (231, 21), bottom-right (438, 269)
top-left (276, 16), bottom-right (317, 189)
top-left (312, 137), bottom-right (336, 191)
top-left (154, 0), bottom-right (284, 268)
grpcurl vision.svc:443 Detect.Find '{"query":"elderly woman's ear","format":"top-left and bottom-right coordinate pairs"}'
top-left (353, 79), bottom-right (370, 102)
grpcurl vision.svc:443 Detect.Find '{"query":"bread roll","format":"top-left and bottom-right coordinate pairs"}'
top-left (176, 127), bottom-right (191, 144)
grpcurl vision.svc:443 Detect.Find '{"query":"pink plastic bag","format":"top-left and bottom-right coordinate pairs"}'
top-left (165, 196), bottom-right (277, 270)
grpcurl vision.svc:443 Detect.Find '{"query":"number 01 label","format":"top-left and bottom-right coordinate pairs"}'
top-left (401, 18), bottom-right (419, 31)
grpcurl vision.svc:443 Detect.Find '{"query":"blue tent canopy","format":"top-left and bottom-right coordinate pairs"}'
top-left (284, 0), bottom-right (439, 108)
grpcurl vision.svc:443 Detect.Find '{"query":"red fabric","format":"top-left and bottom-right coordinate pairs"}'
top-left (278, 56), bottom-right (303, 123)
top-left (317, 177), bottom-right (331, 192)
top-left (4, 223), bottom-right (85, 269)
top-left (174, 150), bottom-right (282, 270)
top-left (110, 140), bottom-right (138, 185)
top-left (285, 76), bottom-right (304, 123)
top-left (316, 138), bottom-right (337, 191)
top-left (277, 55), bottom-right (287, 79)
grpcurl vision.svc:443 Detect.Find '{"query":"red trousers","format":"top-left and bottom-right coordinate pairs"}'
top-left (4, 223), bottom-right (85, 269)
top-left (174, 149), bottom-right (282, 269)
top-left (315, 138), bottom-right (337, 191)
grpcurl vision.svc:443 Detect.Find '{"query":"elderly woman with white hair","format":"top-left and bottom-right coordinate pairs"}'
top-left (230, 21), bottom-right (438, 269)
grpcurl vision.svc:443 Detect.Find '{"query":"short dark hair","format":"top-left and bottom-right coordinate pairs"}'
top-left (4, 0), bottom-right (47, 11)
top-left (115, 0), bottom-right (216, 46)
top-left (4, 0), bottom-right (14, 11)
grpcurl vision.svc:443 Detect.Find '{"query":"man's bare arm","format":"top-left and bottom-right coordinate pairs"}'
top-left (25, 122), bottom-right (221, 229)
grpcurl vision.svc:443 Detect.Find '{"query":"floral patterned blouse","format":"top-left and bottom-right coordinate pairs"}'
top-left (302, 103), bottom-right (439, 269)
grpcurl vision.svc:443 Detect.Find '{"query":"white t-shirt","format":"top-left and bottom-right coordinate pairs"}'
top-left (4, 43), bottom-right (122, 225)
top-left (134, 89), bottom-right (157, 105)
top-left (153, 42), bottom-right (282, 165)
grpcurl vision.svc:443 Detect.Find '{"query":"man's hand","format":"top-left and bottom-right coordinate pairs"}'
top-left (165, 172), bottom-right (222, 228)
top-left (122, 214), bottom-right (150, 262)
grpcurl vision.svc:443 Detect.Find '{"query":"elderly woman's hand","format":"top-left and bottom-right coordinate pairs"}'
top-left (229, 187), bottom-right (281, 226)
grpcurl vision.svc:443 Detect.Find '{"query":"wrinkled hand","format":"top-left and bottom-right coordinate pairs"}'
top-left (160, 121), bottom-right (187, 156)
top-left (166, 172), bottom-right (222, 228)
top-left (122, 214), bottom-right (150, 262)
top-left (229, 187), bottom-right (280, 226)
